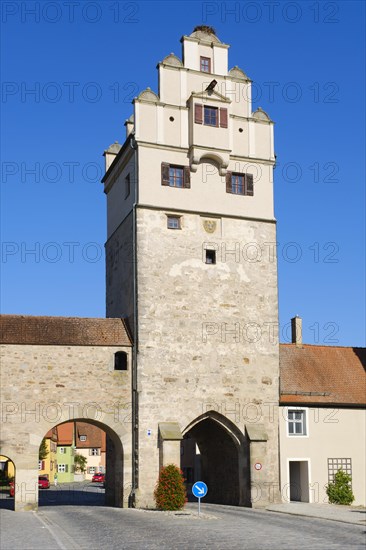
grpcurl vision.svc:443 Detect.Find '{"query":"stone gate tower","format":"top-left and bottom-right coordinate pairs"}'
top-left (103, 26), bottom-right (280, 507)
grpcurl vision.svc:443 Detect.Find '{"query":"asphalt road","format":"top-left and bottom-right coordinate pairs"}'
top-left (1, 484), bottom-right (365, 550)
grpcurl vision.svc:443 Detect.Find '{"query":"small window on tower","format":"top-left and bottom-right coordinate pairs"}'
top-left (200, 56), bottom-right (211, 73)
top-left (114, 351), bottom-right (128, 371)
top-left (167, 215), bottom-right (181, 230)
top-left (205, 249), bottom-right (216, 265)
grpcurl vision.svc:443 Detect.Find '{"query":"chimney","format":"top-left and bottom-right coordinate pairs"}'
top-left (291, 316), bottom-right (302, 346)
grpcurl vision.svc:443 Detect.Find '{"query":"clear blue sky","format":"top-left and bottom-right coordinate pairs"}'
top-left (1, 1), bottom-right (365, 346)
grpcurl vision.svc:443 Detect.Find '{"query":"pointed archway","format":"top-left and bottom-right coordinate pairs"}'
top-left (181, 411), bottom-right (250, 506)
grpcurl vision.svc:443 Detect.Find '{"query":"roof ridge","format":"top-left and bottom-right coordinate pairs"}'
top-left (280, 343), bottom-right (365, 350)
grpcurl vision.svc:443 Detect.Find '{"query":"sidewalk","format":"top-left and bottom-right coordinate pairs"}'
top-left (266, 502), bottom-right (366, 525)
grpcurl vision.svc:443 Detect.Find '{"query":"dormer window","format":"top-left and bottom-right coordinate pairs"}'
top-left (194, 104), bottom-right (228, 128)
top-left (200, 56), bottom-right (211, 73)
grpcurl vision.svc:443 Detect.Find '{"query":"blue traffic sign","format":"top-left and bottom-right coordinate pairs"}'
top-left (192, 481), bottom-right (208, 499)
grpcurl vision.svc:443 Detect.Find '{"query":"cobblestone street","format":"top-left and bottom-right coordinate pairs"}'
top-left (1, 498), bottom-right (365, 550)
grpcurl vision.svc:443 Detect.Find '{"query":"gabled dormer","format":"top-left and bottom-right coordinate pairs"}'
top-left (181, 26), bottom-right (229, 76)
top-left (187, 87), bottom-right (231, 174)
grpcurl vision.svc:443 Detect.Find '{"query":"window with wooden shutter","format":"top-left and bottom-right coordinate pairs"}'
top-left (226, 172), bottom-right (254, 196)
top-left (226, 171), bottom-right (232, 193)
top-left (246, 174), bottom-right (254, 196)
top-left (162, 163), bottom-right (190, 189)
top-left (219, 108), bottom-right (228, 128)
top-left (194, 104), bottom-right (203, 124)
top-left (183, 166), bottom-right (191, 188)
top-left (161, 162), bottom-right (170, 186)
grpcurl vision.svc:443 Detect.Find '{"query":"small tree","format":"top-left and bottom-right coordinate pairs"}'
top-left (39, 438), bottom-right (48, 460)
top-left (326, 470), bottom-right (355, 505)
top-left (154, 464), bottom-right (187, 511)
top-left (74, 454), bottom-right (87, 474)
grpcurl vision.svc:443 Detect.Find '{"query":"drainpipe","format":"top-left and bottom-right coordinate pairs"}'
top-left (130, 133), bottom-right (139, 507)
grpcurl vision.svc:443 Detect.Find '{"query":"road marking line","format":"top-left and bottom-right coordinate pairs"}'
top-left (34, 511), bottom-right (81, 550)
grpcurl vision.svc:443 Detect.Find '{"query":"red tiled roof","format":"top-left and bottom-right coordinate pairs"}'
top-left (57, 422), bottom-right (74, 445)
top-left (0, 315), bottom-right (132, 346)
top-left (279, 344), bottom-right (366, 405)
top-left (75, 422), bottom-right (106, 448)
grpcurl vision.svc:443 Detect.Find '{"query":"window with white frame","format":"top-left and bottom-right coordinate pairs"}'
top-left (58, 464), bottom-right (68, 473)
top-left (88, 467), bottom-right (96, 474)
top-left (79, 435), bottom-right (87, 442)
top-left (287, 409), bottom-right (307, 436)
top-left (167, 215), bottom-right (181, 230)
top-left (59, 447), bottom-right (66, 454)
top-left (90, 448), bottom-right (100, 456)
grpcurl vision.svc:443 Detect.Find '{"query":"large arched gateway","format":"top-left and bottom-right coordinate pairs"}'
top-left (181, 412), bottom-right (250, 506)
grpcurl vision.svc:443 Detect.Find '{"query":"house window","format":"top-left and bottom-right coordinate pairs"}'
top-left (58, 464), bottom-right (68, 473)
top-left (114, 351), bottom-right (128, 371)
top-left (328, 458), bottom-right (352, 485)
top-left (195, 104), bottom-right (228, 128)
top-left (59, 447), bottom-right (66, 454)
top-left (161, 163), bottom-right (190, 188)
top-left (205, 249), bottom-right (216, 265)
top-left (200, 56), bottom-right (211, 73)
top-left (90, 448), bottom-right (100, 456)
top-left (167, 215), bottom-right (181, 230)
top-left (88, 467), bottom-right (96, 475)
top-left (287, 409), bottom-right (307, 436)
top-left (125, 174), bottom-right (130, 198)
top-left (38, 460), bottom-right (44, 470)
top-left (79, 435), bottom-right (87, 442)
top-left (226, 172), bottom-right (254, 196)
top-left (204, 106), bottom-right (218, 127)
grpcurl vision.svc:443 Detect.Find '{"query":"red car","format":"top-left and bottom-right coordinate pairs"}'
top-left (38, 475), bottom-right (50, 489)
top-left (92, 473), bottom-right (105, 483)
top-left (9, 481), bottom-right (15, 497)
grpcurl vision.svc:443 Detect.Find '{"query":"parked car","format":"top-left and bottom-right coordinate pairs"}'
top-left (38, 475), bottom-right (50, 489)
top-left (9, 481), bottom-right (14, 497)
top-left (92, 473), bottom-right (105, 483)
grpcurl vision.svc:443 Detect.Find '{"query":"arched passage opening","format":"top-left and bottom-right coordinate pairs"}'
top-left (181, 412), bottom-right (250, 506)
top-left (0, 455), bottom-right (15, 510)
top-left (37, 419), bottom-right (125, 508)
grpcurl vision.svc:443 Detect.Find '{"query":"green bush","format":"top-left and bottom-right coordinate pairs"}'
top-left (326, 470), bottom-right (355, 505)
top-left (154, 464), bottom-right (187, 511)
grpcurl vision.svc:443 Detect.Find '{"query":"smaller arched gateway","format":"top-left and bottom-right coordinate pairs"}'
top-left (181, 411), bottom-right (251, 506)
top-left (0, 315), bottom-right (133, 512)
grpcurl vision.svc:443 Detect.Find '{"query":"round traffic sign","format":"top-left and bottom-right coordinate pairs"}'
top-left (192, 481), bottom-right (208, 499)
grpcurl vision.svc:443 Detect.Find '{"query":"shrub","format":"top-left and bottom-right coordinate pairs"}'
top-left (326, 470), bottom-right (355, 505)
top-left (154, 464), bottom-right (187, 511)
top-left (74, 453), bottom-right (87, 474)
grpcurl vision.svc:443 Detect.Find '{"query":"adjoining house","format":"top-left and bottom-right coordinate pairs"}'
top-left (56, 423), bottom-right (75, 483)
top-left (75, 422), bottom-right (106, 480)
top-left (279, 317), bottom-right (366, 506)
top-left (39, 427), bottom-right (58, 484)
